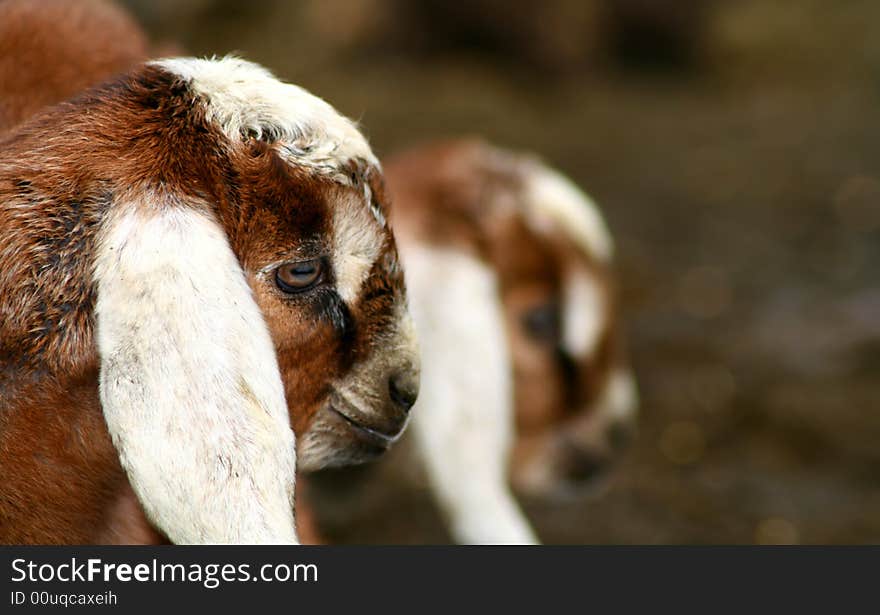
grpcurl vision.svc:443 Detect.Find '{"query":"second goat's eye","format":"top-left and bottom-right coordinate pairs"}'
top-left (522, 302), bottom-right (561, 344)
top-left (275, 259), bottom-right (324, 293)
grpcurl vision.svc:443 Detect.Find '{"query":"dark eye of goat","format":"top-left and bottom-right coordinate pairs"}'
top-left (275, 259), bottom-right (324, 293)
top-left (522, 303), bottom-right (561, 344)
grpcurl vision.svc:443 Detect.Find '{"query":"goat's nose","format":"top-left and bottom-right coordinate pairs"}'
top-left (388, 372), bottom-right (418, 412)
top-left (607, 420), bottom-right (635, 452)
top-left (561, 445), bottom-right (607, 483)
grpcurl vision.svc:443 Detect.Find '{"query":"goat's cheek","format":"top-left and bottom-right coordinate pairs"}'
top-left (247, 289), bottom-right (341, 434)
top-left (513, 351), bottom-right (566, 432)
top-left (280, 324), bottom-right (345, 435)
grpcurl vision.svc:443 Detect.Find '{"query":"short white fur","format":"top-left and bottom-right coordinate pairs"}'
top-left (404, 244), bottom-right (538, 544)
top-left (94, 201), bottom-right (298, 544)
top-left (152, 57), bottom-right (378, 177)
top-left (523, 161), bottom-right (614, 262)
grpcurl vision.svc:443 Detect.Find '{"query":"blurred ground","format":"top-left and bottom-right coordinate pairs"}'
top-left (124, 0), bottom-right (880, 543)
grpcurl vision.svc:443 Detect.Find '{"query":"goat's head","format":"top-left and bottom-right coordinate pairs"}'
top-left (385, 139), bottom-right (636, 499)
top-left (150, 58), bottom-right (421, 470)
top-left (0, 57), bottom-right (419, 542)
top-left (494, 156), bottom-right (638, 498)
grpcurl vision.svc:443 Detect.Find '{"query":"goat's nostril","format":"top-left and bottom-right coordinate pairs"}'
top-left (607, 421), bottom-right (633, 452)
top-left (388, 374), bottom-right (418, 411)
top-left (562, 446), bottom-right (606, 483)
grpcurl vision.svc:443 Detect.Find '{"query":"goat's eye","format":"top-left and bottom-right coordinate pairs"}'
top-left (275, 259), bottom-right (324, 293)
top-left (522, 303), bottom-right (560, 344)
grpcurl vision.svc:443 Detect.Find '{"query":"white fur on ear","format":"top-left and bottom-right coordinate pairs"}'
top-left (404, 244), bottom-right (538, 545)
top-left (523, 162), bottom-right (614, 262)
top-left (94, 200), bottom-right (298, 544)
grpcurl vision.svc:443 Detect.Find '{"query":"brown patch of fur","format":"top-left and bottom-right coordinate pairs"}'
top-left (0, 366), bottom-right (122, 543)
top-left (293, 476), bottom-right (324, 545)
top-left (96, 485), bottom-right (167, 545)
top-left (0, 0), bottom-right (150, 134)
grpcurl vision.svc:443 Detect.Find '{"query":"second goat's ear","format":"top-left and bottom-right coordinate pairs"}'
top-left (94, 200), bottom-right (298, 544)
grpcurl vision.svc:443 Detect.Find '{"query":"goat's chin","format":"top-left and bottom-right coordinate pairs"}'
top-left (513, 466), bottom-right (616, 503)
top-left (296, 402), bottom-right (402, 472)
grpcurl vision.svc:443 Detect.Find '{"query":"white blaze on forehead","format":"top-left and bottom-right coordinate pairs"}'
top-left (563, 270), bottom-right (606, 359)
top-left (332, 191), bottom-right (384, 303)
top-left (522, 161), bottom-right (614, 262)
top-left (151, 56), bottom-right (378, 174)
top-left (94, 201), bottom-right (298, 544)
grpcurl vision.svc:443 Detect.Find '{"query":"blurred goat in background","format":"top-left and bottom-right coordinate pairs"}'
top-left (1, 0), bottom-right (639, 544)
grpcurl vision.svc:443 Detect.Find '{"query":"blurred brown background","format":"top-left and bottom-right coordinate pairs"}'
top-left (122, 0), bottom-right (880, 543)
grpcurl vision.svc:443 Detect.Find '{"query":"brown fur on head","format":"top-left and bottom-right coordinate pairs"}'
top-left (0, 57), bottom-right (418, 543)
top-left (385, 139), bottom-right (637, 498)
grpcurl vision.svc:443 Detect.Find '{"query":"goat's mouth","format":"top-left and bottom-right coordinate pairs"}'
top-left (327, 389), bottom-right (408, 447)
top-left (296, 391), bottom-right (410, 472)
top-left (510, 432), bottom-right (620, 500)
top-left (328, 404), bottom-right (401, 448)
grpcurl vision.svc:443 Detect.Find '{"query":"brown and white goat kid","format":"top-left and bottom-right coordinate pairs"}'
top-left (379, 139), bottom-right (637, 544)
top-left (0, 56), bottom-right (419, 544)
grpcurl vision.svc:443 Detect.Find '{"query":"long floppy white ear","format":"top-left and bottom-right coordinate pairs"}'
top-left (404, 245), bottom-right (539, 545)
top-left (94, 200), bottom-right (298, 544)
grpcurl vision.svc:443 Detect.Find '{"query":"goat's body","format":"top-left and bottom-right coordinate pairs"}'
top-left (402, 245), bottom-right (537, 543)
top-left (2, 370), bottom-right (114, 543)
top-left (0, 377), bottom-right (163, 543)
top-left (0, 110), bottom-right (117, 541)
top-left (0, 0), bottom-right (148, 133)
